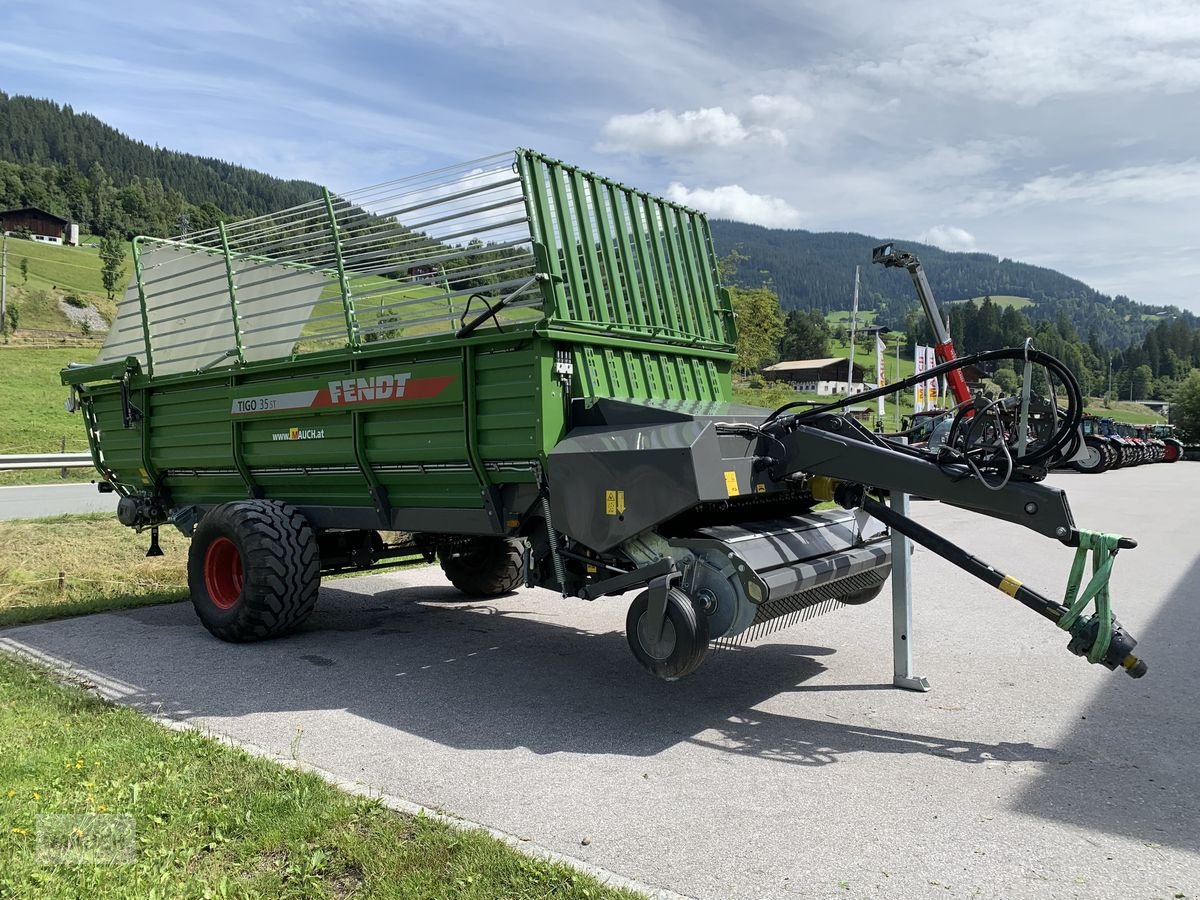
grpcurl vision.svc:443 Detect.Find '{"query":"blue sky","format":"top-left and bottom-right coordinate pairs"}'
top-left (3, 0), bottom-right (1199, 311)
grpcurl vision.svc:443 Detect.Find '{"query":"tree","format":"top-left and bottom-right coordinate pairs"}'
top-left (5, 301), bottom-right (18, 334)
top-left (1131, 364), bottom-right (1153, 401)
top-left (992, 366), bottom-right (1020, 394)
top-left (1174, 370), bottom-right (1200, 442)
top-left (19, 256), bottom-right (28, 283)
top-left (99, 233), bottom-right (126, 299)
top-left (779, 309), bottom-right (830, 360)
top-left (730, 285), bottom-right (784, 376)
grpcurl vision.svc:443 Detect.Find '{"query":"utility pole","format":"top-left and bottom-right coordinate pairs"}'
top-left (1, 231), bottom-right (8, 339)
top-left (895, 336), bottom-right (901, 430)
top-left (845, 265), bottom-right (860, 397)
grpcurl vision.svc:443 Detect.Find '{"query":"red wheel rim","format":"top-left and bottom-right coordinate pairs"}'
top-left (203, 537), bottom-right (243, 609)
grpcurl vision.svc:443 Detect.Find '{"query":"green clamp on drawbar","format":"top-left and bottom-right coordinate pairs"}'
top-left (1058, 530), bottom-right (1145, 677)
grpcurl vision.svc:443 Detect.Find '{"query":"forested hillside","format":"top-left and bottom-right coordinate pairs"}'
top-left (708, 220), bottom-right (1193, 351)
top-left (0, 92), bottom-right (323, 236)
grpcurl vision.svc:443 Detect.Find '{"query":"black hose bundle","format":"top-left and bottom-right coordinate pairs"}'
top-left (761, 346), bottom-right (1084, 474)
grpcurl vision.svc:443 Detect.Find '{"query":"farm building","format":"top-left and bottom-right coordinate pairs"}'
top-left (0, 207), bottom-right (75, 245)
top-left (762, 358), bottom-right (871, 395)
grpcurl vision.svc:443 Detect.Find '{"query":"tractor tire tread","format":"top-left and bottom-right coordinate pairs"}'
top-left (188, 500), bottom-right (320, 642)
top-left (439, 538), bottom-right (524, 597)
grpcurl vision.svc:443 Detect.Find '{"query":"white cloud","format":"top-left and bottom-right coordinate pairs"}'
top-left (666, 183), bottom-right (802, 228)
top-left (744, 94), bottom-right (813, 125)
top-left (599, 107), bottom-right (785, 153)
top-left (1009, 161), bottom-right (1200, 206)
top-left (850, 0), bottom-right (1200, 104)
top-left (918, 226), bottom-right (977, 252)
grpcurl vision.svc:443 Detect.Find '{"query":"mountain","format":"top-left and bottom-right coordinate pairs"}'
top-left (708, 220), bottom-right (1193, 351)
top-left (0, 92), bottom-right (323, 222)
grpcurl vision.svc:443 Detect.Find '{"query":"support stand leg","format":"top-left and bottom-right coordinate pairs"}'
top-left (890, 490), bottom-right (929, 691)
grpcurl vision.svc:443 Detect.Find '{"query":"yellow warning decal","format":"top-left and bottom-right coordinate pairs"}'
top-left (755, 483), bottom-right (767, 494)
top-left (998, 575), bottom-right (1022, 597)
top-left (604, 490), bottom-right (626, 515)
top-left (724, 470), bottom-right (740, 497)
top-left (138, 467), bottom-right (151, 483)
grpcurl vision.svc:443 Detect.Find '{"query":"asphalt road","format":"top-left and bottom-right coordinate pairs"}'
top-left (2, 465), bottom-right (1197, 899)
top-left (0, 482), bottom-right (116, 520)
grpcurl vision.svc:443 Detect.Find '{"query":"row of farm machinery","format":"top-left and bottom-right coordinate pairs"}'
top-left (1072, 419), bottom-right (1184, 472)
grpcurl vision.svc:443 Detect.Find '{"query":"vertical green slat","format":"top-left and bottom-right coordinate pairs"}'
top-left (643, 353), bottom-right (662, 398)
top-left (569, 170), bottom-right (610, 325)
top-left (626, 193), bottom-right (664, 331)
top-left (705, 359), bottom-right (724, 399)
top-left (699, 217), bottom-right (733, 344)
top-left (218, 222), bottom-right (246, 364)
top-left (677, 212), bottom-right (715, 341)
top-left (580, 346), bottom-right (602, 395)
top-left (688, 214), bottom-right (722, 340)
top-left (658, 202), bottom-right (699, 337)
top-left (548, 163), bottom-right (588, 321)
top-left (323, 188), bottom-right (360, 348)
top-left (661, 357), bottom-right (679, 397)
top-left (675, 208), bottom-right (712, 340)
top-left (624, 352), bottom-right (645, 398)
top-left (692, 359), bottom-right (707, 399)
top-left (518, 153), bottom-right (570, 321)
top-left (607, 184), bottom-right (646, 329)
top-left (131, 238), bottom-right (154, 375)
top-left (640, 197), bottom-right (680, 333)
top-left (589, 180), bottom-right (629, 326)
top-left (603, 347), bottom-right (627, 396)
top-left (675, 357), bottom-right (696, 398)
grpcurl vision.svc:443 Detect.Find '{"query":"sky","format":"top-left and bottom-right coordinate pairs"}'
top-left (2, 0), bottom-right (1199, 311)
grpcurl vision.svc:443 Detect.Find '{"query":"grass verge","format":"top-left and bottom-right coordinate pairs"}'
top-left (0, 469), bottom-right (96, 487)
top-left (0, 654), bottom-right (641, 899)
top-left (0, 514), bottom-right (188, 627)
top-left (0, 346), bottom-right (98, 455)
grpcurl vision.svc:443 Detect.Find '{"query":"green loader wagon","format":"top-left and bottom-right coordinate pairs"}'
top-left (62, 150), bottom-right (1146, 682)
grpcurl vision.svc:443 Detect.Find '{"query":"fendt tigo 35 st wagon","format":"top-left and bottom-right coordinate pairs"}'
top-left (63, 150), bottom-right (1146, 682)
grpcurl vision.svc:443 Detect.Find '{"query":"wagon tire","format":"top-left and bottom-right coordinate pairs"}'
top-left (838, 582), bottom-right (885, 605)
top-left (188, 500), bottom-right (321, 642)
top-left (438, 537), bottom-right (525, 597)
top-left (626, 588), bottom-right (709, 681)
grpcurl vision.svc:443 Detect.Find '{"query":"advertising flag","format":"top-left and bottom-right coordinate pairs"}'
top-left (925, 346), bottom-right (938, 407)
top-left (876, 335), bottom-right (887, 417)
top-left (914, 345), bottom-right (926, 412)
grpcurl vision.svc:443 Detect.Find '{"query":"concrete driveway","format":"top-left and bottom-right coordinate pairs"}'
top-left (2, 466), bottom-right (1197, 899)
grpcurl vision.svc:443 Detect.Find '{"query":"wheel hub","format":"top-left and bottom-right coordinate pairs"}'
top-left (204, 536), bottom-right (244, 609)
top-left (637, 613), bottom-right (677, 661)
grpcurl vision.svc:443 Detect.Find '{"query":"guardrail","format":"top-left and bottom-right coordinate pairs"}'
top-left (0, 452), bottom-right (93, 470)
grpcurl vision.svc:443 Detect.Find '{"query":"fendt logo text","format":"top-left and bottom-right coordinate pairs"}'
top-left (327, 373), bottom-right (411, 403)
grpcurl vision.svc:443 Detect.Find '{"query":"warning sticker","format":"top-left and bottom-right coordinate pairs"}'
top-left (724, 470), bottom-right (740, 497)
top-left (604, 490), bottom-right (626, 515)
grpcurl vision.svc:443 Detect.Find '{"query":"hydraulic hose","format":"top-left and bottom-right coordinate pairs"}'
top-left (763, 346), bottom-right (1084, 470)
